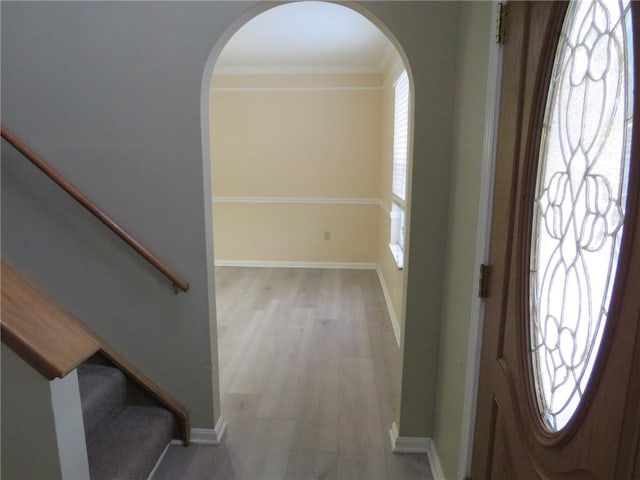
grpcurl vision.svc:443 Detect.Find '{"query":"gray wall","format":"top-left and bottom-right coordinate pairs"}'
top-left (1, 1), bottom-right (254, 429)
top-left (433, 2), bottom-right (493, 478)
top-left (2, 2), bottom-right (467, 474)
top-left (1, 346), bottom-right (62, 480)
top-left (360, 1), bottom-right (460, 437)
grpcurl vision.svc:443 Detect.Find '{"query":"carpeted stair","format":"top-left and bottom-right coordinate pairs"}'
top-left (77, 364), bottom-right (175, 480)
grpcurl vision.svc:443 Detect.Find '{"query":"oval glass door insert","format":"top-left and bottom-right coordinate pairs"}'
top-left (530, 0), bottom-right (634, 432)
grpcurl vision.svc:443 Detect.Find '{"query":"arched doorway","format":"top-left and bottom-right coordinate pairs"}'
top-left (197, 2), bottom-right (424, 477)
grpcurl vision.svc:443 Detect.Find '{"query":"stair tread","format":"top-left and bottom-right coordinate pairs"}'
top-left (87, 405), bottom-right (175, 480)
top-left (77, 364), bottom-right (127, 441)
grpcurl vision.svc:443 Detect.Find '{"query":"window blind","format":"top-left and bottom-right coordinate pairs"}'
top-left (392, 70), bottom-right (409, 202)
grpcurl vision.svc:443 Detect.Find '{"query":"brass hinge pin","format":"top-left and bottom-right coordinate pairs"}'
top-left (496, 3), bottom-right (507, 44)
top-left (478, 263), bottom-right (490, 299)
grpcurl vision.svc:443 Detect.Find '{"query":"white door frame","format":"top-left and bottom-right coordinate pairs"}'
top-left (457, 2), bottom-right (505, 478)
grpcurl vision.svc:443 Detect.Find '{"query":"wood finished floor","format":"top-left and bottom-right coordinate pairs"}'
top-left (153, 267), bottom-right (433, 480)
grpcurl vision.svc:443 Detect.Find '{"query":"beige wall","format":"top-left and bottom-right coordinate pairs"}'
top-left (210, 66), bottom-right (407, 329)
top-left (210, 73), bottom-right (384, 264)
top-left (214, 202), bottom-right (379, 264)
top-left (210, 74), bottom-right (382, 199)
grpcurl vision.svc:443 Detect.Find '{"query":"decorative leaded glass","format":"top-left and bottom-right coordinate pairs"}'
top-left (530, 0), bottom-right (634, 432)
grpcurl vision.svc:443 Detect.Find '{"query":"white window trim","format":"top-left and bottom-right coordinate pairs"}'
top-left (388, 243), bottom-right (404, 270)
top-left (389, 201), bottom-right (405, 269)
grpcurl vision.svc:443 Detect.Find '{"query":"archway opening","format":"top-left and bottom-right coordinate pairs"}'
top-left (200, 2), bottom-right (419, 475)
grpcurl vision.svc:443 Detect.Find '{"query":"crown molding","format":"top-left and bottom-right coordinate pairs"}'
top-left (213, 64), bottom-right (385, 76)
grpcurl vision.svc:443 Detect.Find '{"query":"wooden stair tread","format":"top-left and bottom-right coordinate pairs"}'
top-left (1, 260), bottom-right (101, 379)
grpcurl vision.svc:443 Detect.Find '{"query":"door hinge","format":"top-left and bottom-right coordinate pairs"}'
top-left (478, 263), bottom-right (490, 299)
top-left (496, 3), bottom-right (507, 44)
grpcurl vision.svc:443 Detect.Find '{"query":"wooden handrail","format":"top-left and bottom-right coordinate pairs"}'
top-left (1, 125), bottom-right (189, 292)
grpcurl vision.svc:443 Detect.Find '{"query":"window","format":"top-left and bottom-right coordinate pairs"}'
top-left (392, 70), bottom-right (409, 201)
top-left (389, 70), bottom-right (409, 268)
top-left (529, 0), bottom-right (633, 432)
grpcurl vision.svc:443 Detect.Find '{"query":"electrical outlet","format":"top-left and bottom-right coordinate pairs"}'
top-left (324, 231), bottom-right (331, 241)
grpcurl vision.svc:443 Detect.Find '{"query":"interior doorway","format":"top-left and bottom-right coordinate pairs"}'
top-left (200, 2), bottom-right (423, 477)
top-left (205, 0), bottom-right (413, 393)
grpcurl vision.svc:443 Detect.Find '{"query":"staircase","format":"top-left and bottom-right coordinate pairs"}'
top-left (1, 129), bottom-right (192, 479)
top-left (78, 363), bottom-right (176, 480)
top-left (1, 260), bottom-right (190, 480)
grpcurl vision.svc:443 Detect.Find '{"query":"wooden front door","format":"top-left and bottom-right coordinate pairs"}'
top-left (471, 2), bottom-right (640, 479)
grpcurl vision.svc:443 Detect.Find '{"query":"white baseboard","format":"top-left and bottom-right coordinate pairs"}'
top-left (147, 441), bottom-right (172, 480)
top-left (389, 423), bottom-right (445, 479)
top-left (190, 417), bottom-right (227, 445)
top-left (427, 439), bottom-right (446, 480)
top-left (214, 260), bottom-right (377, 270)
top-left (213, 416), bottom-right (228, 443)
top-left (376, 266), bottom-right (401, 347)
top-left (389, 422), bottom-right (430, 453)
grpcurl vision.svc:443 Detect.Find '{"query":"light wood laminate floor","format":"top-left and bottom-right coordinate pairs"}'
top-left (153, 268), bottom-right (433, 479)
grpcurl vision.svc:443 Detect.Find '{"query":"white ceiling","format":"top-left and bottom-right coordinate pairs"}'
top-left (214, 2), bottom-right (395, 74)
